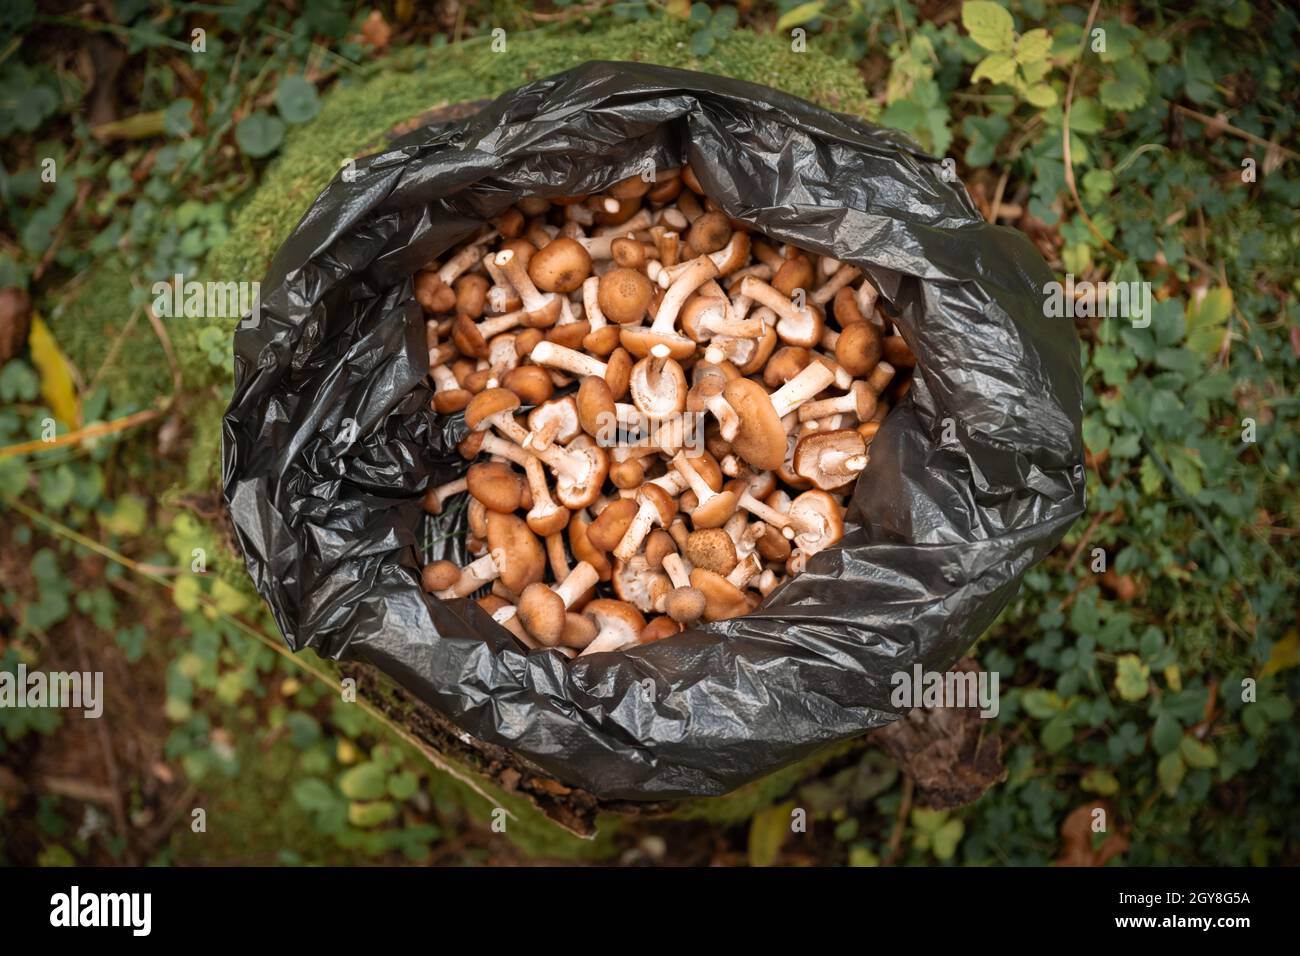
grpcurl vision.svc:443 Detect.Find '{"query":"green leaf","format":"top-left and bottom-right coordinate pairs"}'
top-left (234, 111), bottom-right (285, 158)
top-left (1015, 29), bottom-right (1052, 64)
top-left (1185, 287), bottom-right (1233, 357)
top-left (1114, 654), bottom-right (1150, 701)
top-left (339, 761), bottom-right (387, 801)
top-left (275, 75), bottom-right (321, 125)
top-left (348, 800), bottom-right (397, 828)
top-left (1041, 713), bottom-right (1075, 752)
top-left (1152, 712), bottom-right (1183, 755)
top-left (689, 27), bottom-right (714, 56)
top-left (164, 99), bottom-right (194, 137)
top-left (931, 819), bottom-right (965, 861)
top-left (774, 1), bottom-right (824, 32)
top-left (971, 53), bottom-right (1017, 85)
top-left (1179, 737), bottom-right (1218, 769)
top-left (962, 1), bottom-right (1015, 53)
top-left (102, 494), bottom-right (148, 537)
top-left (1080, 769), bottom-right (1120, 795)
top-left (1157, 751), bottom-right (1185, 796)
top-left (748, 800), bottom-right (796, 867)
top-left (1024, 83), bottom-right (1058, 108)
top-left (387, 771), bottom-right (419, 801)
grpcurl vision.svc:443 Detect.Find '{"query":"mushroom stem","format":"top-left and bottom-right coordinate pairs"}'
top-left (437, 240), bottom-right (488, 285)
top-left (545, 532), bottom-right (570, 580)
top-left (613, 492), bottom-right (670, 563)
top-left (661, 552), bottom-right (692, 590)
top-left (739, 276), bottom-right (804, 324)
top-left (726, 553), bottom-right (761, 589)
top-left (738, 490), bottom-right (795, 538)
top-left (554, 561), bottom-right (599, 608)
top-left (705, 393), bottom-right (740, 442)
top-left (495, 249), bottom-right (553, 314)
top-left (768, 362), bottom-right (835, 419)
top-left (484, 410), bottom-right (532, 447)
top-left (651, 256), bottom-right (719, 334)
top-left (529, 340), bottom-right (607, 379)
top-left (811, 265), bottom-right (861, 306)
top-left (478, 433), bottom-right (530, 466)
top-left (582, 277), bottom-right (607, 331)
top-left (436, 552), bottom-right (498, 599)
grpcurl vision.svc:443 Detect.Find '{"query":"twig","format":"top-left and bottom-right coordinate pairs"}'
top-left (882, 775), bottom-right (914, 865)
top-left (0, 408), bottom-right (162, 459)
top-left (1173, 104), bottom-right (1300, 162)
top-left (1062, 0), bottom-right (1121, 258)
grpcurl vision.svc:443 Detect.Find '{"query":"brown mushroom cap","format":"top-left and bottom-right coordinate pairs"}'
top-left (611, 236), bottom-right (647, 269)
top-left (640, 482), bottom-right (679, 527)
top-left (882, 335), bottom-right (916, 368)
top-left (688, 211), bottom-right (732, 255)
top-left (722, 378), bottom-right (787, 471)
top-left (464, 388), bottom-right (521, 432)
top-left (788, 489), bottom-right (846, 556)
top-left (517, 582), bottom-right (566, 646)
top-left (611, 556), bottom-right (671, 613)
top-left (415, 271), bottom-right (456, 313)
top-left (559, 611), bottom-right (599, 649)
top-left (582, 599), bottom-right (646, 652)
top-left (500, 364), bottom-right (553, 405)
top-left (793, 429), bottom-right (868, 491)
top-left (528, 237), bottom-right (592, 294)
top-left (586, 498), bottom-right (639, 552)
top-left (690, 487), bottom-right (737, 529)
top-left (684, 527), bottom-right (738, 575)
top-left (568, 510), bottom-right (612, 581)
top-left (640, 615), bottom-right (683, 643)
top-left (629, 350), bottom-right (687, 422)
top-left (485, 511), bottom-right (545, 594)
top-left (835, 321), bottom-right (883, 377)
top-left (689, 568), bottom-right (750, 622)
top-left (421, 560), bottom-right (461, 593)
top-left (598, 267), bottom-right (653, 325)
top-left (608, 174), bottom-right (652, 200)
top-left (663, 587), bottom-right (707, 624)
top-left (644, 529), bottom-right (676, 569)
top-left (772, 255), bottom-right (814, 299)
top-left (577, 375), bottom-right (617, 439)
top-left (467, 461), bottom-right (524, 513)
top-left (764, 346), bottom-right (811, 388)
top-left (455, 273), bottom-right (490, 318)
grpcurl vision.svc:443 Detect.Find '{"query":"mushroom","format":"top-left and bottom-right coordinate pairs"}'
top-left (658, 552), bottom-right (706, 624)
top-left (568, 509), bottom-right (612, 582)
top-left (466, 460), bottom-right (525, 513)
top-left (671, 452), bottom-right (736, 529)
top-left (689, 568), bottom-right (750, 622)
top-left (577, 599), bottom-right (646, 656)
top-left (628, 345), bottom-right (687, 422)
top-left (597, 266), bottom-right (654, 326)
top-left (576, 374), bottom-right (617, 440)
top-left (559, 612), bottom-right (599, 650)
top-left (770, 255), bottom-right (814, 300)
top-left (422, 476), bottom-right (467, 515)
top-left (787, 490), bottom-right (845, 557)
top-left (612, 483), bottom-right (678, 562)
top-left (516, 561), bottom-right (599, 646)
top-left (521, 455), bottom-right (569, 535)
top-left (684, 527), bottom-right (738, 575)
top-left (529, 341), bottom-right (631, 400)
top-left (611, 555), bottom-right (672, 614)
top-left (430, 364), bottom-right (472, 414)
top-left (434, 511), bottom-right (544, 599)
top-left (810, 264), bottom-right (861, 307)
top-left (641, 616), bottom-right (683, 643)
top-left (582, 275), bottom-right (620, 355)
top-left (797, 362), bottom-right (895, 424)
top-left (420, 560), bottom-right (460, 593)
top-left (524, 396), bottom-right (580, 452)
top-left (740, 275), bottom-right (823, 349)
top-left (500, 364), bottom-right (553, 406)
top-left (883, 335), bottom-right (916, 368)
top-left (722, 362), bottom-right (835, 470)
top-left (686, 362), bottom-right (740, 442)
top-left (620, 254), bottom-right (718, 359)
top-left (792, 429), bottom-right (869, 491)
top-left (679, 287), bottom-right (765, 342)
top-left (585, 497), bottom-right (639, 553)
top-left (688, 210), bottom-right (732, 255)
top-left (736, 487), bottom-right (795, 539)
top-left (827, 319), bottom-right (883, 378)
top-left (494, 248), bottom-right (561, 327)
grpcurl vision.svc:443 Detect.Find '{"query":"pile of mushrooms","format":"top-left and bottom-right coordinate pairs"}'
top-left (417, 163), bottom-right (915, 658)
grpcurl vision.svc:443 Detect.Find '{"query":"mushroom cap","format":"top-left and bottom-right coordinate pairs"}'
top-left (528, 396), bottom-right (581, 446)
top-left (431, 386), bottom-right (472, 415)
top-left (722, 378), bottom-right (786, 471)
top-left (415, 271), bottom-right (456, 313)
top-left (788, 489), bottom-right (845, 556)
top-left (450, 313), bottom-right (488, 359)
top-left (640, 615), bottom-right (683, 643)
top-left (586, 497), bottom-right (638, 552)
top-left (663, 586), bottom-right (707, 624)
top-left (684, 527), bottom-right (738, 575)
top-left (553, 444), bottom-right (609, 510)
top-left (568, 510), bottom-right (612, 581)
top-left (611, 557), bottom-right (671, 613)
top-left (485, 511), bottom-right (545, 594)
top-left (639, 483), bottom-right (678, 526)
top-left (545, 319), bottom-right (590, 351)
top-left (517, 583), bottom-right (566, 646)
top-left (629, 352), bottom-right (687, 421)
top-left (610, 236), bottom-right (646, 269)
top-left (559, 612), bottom-right (599, 649)
top-left (455, 273), bottom-right (490, 318)
top-left (793, 429), bottom-right (868, 491)
top-left (420, 560), bottom-right (461, 593)
top-left (763, 346), bottom-right (811, 387)
top-left (679, 293), bottom-right (728, 343)
top-left (467, 461), bottom-right (524, 513)
top-left (835, 321), bottom-right (883, 377)
top-left (688, 211), bottom-right (733, 255)
top-left (577, 375), bottom-right (617, 439)
top-left (833, 284), bottom-right (867, 326)
top-left (528, 237), bottom-right (592, 294)
top-left (689, 568), bottom-right (750, 622)
top-left (597, 267), bottom-right (653, 325)
top-left (690, 488), bottom-right (737, 529)
top-left (464, 388), bottom-right (521, 431)
top-left (526, 498), bottom-right (569, 537)
top-left (772, 256), bottom-right (815, 299)
top-left (618, 325), bottom-right (697, 361)
top-left (583, 599), bottom-right (646, 652)
top-left (756, 523), bottom-right (793, 562)
top-left (643, 528), bottom-right (676, 569)
top-left (609, 174), bottom-right (652, 200)
top-left (604, 347), bottom-right (633, 400)
top-left (500, 364), bottom-right (553, 405)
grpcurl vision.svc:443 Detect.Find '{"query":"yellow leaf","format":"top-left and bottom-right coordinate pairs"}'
top-left (28, 316), bottom-right (80, 427)
top-left (748, 800), bottom-right (796, 867)
top-left (1261, 630), bottom-right (1300, 678)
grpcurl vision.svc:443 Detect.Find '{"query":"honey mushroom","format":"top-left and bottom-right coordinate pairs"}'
top-left (414, 165), bottom-right (911, 652)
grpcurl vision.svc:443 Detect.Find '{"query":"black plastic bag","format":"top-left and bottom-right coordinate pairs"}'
top-left (222, 61), bottom-right (1084, 800)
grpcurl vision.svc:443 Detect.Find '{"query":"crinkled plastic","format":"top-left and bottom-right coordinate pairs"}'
top-left (222, 61), bottom-right (1084, 800)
